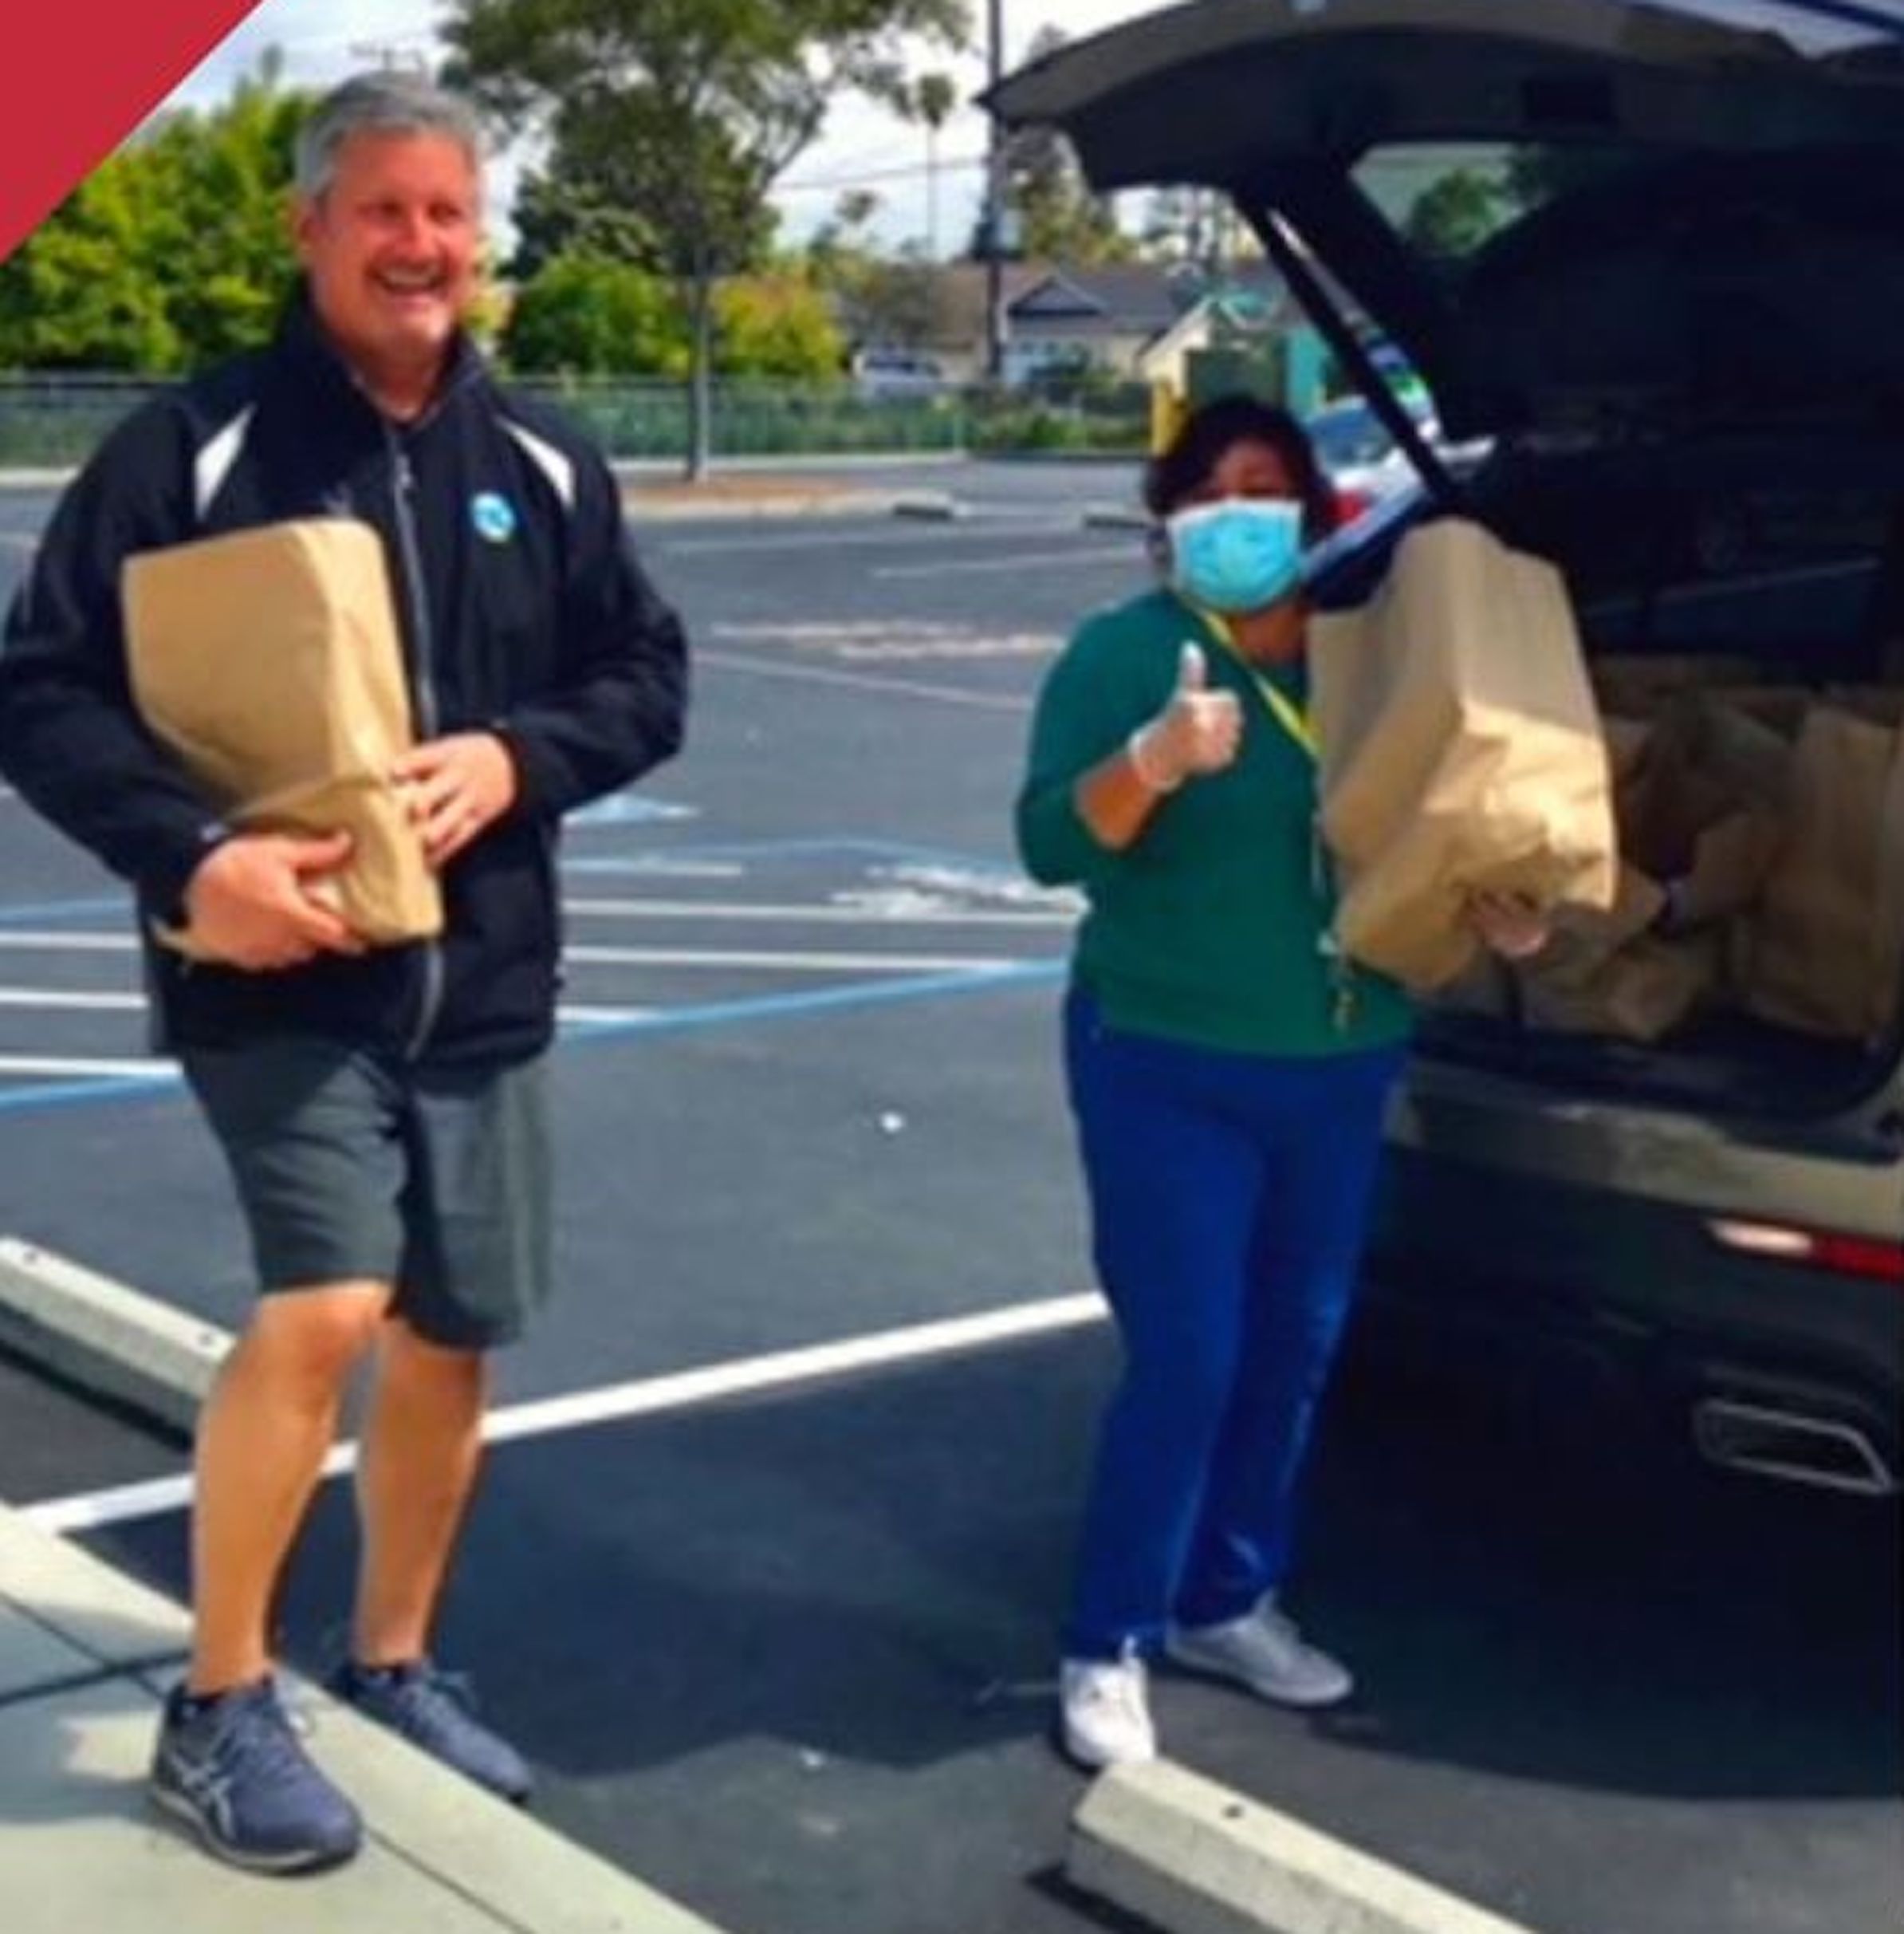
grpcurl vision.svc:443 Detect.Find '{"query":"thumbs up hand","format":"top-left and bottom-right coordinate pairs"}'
top-left (1127, 642), bottom-right (1244, 793)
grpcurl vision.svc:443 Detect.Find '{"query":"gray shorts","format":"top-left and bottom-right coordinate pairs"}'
top-left (182, 1038), bottom-right (551, 1349)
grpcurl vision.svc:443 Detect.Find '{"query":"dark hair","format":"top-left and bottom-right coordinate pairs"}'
top-left (1143, 392), bottom-right (1337, 542)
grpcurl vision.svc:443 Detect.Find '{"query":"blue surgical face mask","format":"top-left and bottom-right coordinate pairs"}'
top-left (1166, 498), bottom-right (1305, 614)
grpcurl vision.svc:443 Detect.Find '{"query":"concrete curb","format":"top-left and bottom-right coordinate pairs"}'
top-left (0, 465), bottom-right (962, 525)
top-left (0, 1237), bottom-right (228, 1436)
top-left (1068, 1759), bottom-right (1541, 1934)
top-left (890, 490), bottom-right (966, 521)
top-left (0, 1503), bottom-right (724, 1932)
top-left (623, 487), bottom-right (932, 523)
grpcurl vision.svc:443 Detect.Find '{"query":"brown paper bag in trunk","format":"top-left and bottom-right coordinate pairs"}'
top-left (1515, 862), bottom-right (1717, 1041)
top-left (123, 519), bottom-right (441, 948)
top-left (1675, 810), bottom-right (1785, 929)
top-left (1735, 699), bottom-right (1904, 1042)
top-left (1591, 654), bottom-right (1767, 716)
top-left (1615, 694), bottom-right (1794, 879)
top-left (1309, 519), bottom-right (1617, 991)
top-left (1520, 932), bottom-right (1721, 1042)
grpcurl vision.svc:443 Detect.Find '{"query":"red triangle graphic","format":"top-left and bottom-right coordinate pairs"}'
top-left (1, 6), bottom-right (269, 264)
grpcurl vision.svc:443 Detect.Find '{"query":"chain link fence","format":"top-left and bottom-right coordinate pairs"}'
top-left (0, 373), bottom-right (1151, 469)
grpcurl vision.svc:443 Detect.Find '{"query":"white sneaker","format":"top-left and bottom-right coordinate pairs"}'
top-left (1057, 1651), bottom-right (1157, 1769)
top-left (1166, 1596), bottom-right (1353, 1708)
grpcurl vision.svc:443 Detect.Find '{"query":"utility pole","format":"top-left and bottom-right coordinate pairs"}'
top-left (348, 39), bottom-right (428, 73)
top-left (984, 0), bottom-right (1007, 384)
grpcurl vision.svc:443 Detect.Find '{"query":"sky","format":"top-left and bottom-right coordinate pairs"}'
top-left (151, 0), bottom-right (1904, 259)
top-left (160, 0), bottom-right (1162, 258)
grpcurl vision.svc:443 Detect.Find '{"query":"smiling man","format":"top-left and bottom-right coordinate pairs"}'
top-left (0, 74), bottom-right (688, 1873)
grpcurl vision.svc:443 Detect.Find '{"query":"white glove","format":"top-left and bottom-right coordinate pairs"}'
top-left (1127, 644), bottom-right (1244, 794)
top-left (1467, 889), bottom-right (1551, 959)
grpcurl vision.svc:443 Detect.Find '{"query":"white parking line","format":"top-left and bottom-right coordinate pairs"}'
top-left (0, 932), bottom-right (1031, 971)
top-left (565, 944), bottom-right (1025, 971)
top-left (0, 987), bottom-right (654, 1028)
top-left (699, 648), bottom-right (1032, 711)
top-left (0, 1053), bottom-right (171, 1077)
top-left (0, 932), bottom-right (135, 951)
top-left (564, 897), bottom-right (1072, 928)
top-left (662, 522), bottom-right (1076, 555)
top-left (0, 988), bottom-right (142, 1009)
top-left (874, 545), bottom-right (1138, 580)
top-left (20, 1290), bottom-right (1107, 1533)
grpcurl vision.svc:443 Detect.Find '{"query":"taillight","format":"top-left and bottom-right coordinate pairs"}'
top-left (1709, 1219), bottom-right (1904, 1284)
top-left (1333, 488), bottom-right (1373, 527)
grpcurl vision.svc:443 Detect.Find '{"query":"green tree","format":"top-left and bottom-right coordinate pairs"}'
top-left (994, 26), bottom-right (1130, 266)
top-left (844, 252), bottom-right (938, 351)
top-left (502, 253), bottom-right (688, 375)
top-left (911, 69), bottom-right (957, 262)
top-left (1402, 168), bottom-right (1507, 261)
top-left (0, 63), bottom-right (305, 371)
top-left (804, 187), bottom-right (883, 297)
top-left (506, 168), bottom-right (661, 282)
top-left (445, 0), bottom-right (970, 479)
top-left (716, 274), bottom-right (842, 378)
top-left (504, 254), bottom-right (840, 381)
top-left (1505, 147), bottom-right (1623, 214)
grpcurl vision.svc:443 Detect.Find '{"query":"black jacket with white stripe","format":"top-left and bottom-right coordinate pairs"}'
top-left (0, 287), bottom-right (688, 1065)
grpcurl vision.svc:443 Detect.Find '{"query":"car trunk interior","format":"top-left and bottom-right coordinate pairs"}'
top-left (1408, 434), bottom-right (1904, 1125)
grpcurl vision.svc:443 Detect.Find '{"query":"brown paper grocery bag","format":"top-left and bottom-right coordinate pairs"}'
top-left (1309, 519), bottom-right (1618, 991)
top-left (1737, 699), bottom-right (1904, 1042)
top-left (1591, 654), bottom-right (1766, 716)
top-left (1514, 862), bottom-right (1715, 1042)
top-left (1675, 810), bottom-right (1784, 929)
top-left (1520, 932), bottom-right (1720, 1042)
top-left (123, 518), bottom-right (442, 948)
top-left (1616, 693), bottom-right (1796, 878)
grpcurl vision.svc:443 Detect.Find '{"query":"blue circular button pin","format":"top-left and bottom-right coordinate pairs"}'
top-left (470, 491), bottom-right (517, 542)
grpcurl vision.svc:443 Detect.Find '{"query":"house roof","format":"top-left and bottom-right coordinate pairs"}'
top-left (1006, 263), bottom-right (1182, 332)
top-left (883, 256), bottom-right (1322, 356)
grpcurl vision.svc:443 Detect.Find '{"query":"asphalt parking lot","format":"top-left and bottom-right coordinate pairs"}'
top-left (1, 460), bottom-right (1898, 1934)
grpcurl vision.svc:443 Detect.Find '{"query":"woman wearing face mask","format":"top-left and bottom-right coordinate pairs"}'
top-left (1017, 393), bottom-right (1540, 1770)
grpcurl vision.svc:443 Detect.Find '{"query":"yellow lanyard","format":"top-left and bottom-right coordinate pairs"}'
top-left (1194, 609), bottom-right (1318, 760)
top-left (1191, 609), bottom-right (1361, 1029)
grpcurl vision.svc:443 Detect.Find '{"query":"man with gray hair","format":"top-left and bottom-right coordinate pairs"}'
top-left (0, 72), bottom-right (687, 1872)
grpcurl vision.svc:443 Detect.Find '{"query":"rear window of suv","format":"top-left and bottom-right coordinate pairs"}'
top-left (1352, 143), bottom-right (1646, 272)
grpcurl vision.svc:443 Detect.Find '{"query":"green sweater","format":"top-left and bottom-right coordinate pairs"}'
top-left (1016, 588), bottom-right (1413, 1058)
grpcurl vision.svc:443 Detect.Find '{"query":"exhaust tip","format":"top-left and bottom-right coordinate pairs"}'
top-left (1693, 1397), bottom-right (1897, 1497)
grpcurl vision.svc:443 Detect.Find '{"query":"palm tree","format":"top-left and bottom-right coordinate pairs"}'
top-left (913, 71), bottom-right (958, 261)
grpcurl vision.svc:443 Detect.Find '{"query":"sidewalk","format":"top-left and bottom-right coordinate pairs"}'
top-left (0, 463), bottom-right (965, 526)
top-left (615, 468), bottom-right (958, 522)
top-left (0, 1501), bottom-right (722, 1934)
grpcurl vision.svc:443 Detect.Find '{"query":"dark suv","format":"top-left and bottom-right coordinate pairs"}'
top-left (992, 0), bottom-right (1904, 1495)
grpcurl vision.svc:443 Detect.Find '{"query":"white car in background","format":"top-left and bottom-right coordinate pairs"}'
top-left (1304, 395), bottom-right (1426, 519)
top-left (1305, 393), bottom-right (1481, 525)
top-left (852, 348), bottom-right (949, 400)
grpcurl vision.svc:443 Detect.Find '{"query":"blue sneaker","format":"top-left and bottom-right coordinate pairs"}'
top-left (150, 1678), bottom-right (362, 1873)
top-left (329, 1659), bottom-right (532, 1804)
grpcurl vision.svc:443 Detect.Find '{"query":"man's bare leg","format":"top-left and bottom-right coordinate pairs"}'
top-left (351, 1320), bottom-right (487, 1665)
top-left (187, 1282), bottom-right (387, 1694)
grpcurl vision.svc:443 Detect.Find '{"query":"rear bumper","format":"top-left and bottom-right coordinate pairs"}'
top-left (1361, 1146), bottom-right (1903, 1495)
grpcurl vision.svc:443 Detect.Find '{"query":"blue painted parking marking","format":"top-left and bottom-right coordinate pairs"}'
top-left (0, 836), bottom-right (1070, 1116)
top-left (0, 896), bottom-right (128, 925)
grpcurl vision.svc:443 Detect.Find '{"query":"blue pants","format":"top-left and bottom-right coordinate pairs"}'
top-left (1061, 991), bottom-right (1403, 1660)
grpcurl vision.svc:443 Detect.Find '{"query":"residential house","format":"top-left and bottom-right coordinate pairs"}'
top-left (1001, 264), bottom-right (1183, 384)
